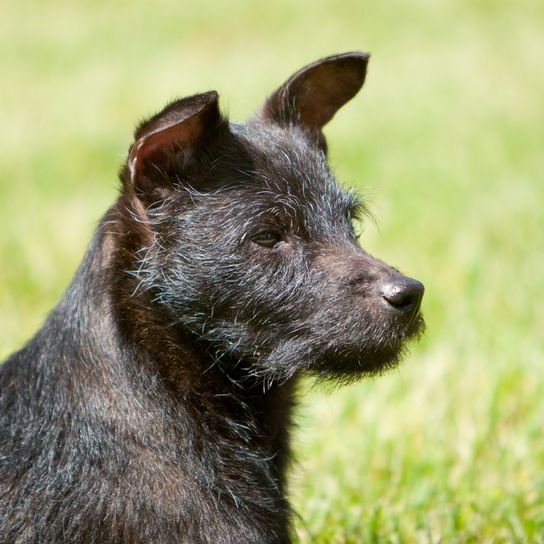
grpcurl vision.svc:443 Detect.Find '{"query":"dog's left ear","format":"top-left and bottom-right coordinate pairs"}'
top-left (257, 52), bottom-right (369, 142)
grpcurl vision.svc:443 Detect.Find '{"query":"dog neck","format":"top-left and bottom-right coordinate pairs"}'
top-left (46, 203), bottom-right (296, 533)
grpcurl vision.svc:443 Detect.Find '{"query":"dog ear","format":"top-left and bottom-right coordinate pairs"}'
top-left (127, 91), bottom-right (223, 196)
top-left (258, 51), bottom-right (369, 139)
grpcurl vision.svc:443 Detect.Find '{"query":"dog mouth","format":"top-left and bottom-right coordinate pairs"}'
top-left (405, 311), bottom-right (426, 340)
top-left (212, 297), bottom-right (426, 383)
top-left (253, 309), bottom-right (425, 383)
top-left (306, 310), bottom-right (426, 380)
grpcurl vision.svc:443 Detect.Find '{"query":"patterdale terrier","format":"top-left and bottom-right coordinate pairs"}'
top-left (0, 52), bottom-right (424, 543)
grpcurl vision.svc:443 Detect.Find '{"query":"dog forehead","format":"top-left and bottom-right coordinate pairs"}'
top-left (215, 123), bottom-right (358, 237)
top-left (232, 123), bottom-right (342, 203)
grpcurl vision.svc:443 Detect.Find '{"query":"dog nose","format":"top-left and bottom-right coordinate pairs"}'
top-left (381, 277), bottom-right (424, 318)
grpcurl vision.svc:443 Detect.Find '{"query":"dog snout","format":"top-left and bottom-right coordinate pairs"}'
top-left (380, 276), bottom-right (424, 320)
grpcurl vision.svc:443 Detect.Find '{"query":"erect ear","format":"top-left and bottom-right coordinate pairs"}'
top-left (127, 91), bottom-right (222, 196)
top-left (258, 51), bottom-right (369, 136)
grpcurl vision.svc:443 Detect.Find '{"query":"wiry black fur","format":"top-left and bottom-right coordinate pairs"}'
top-left (0, 52), bottom-right (424, 543)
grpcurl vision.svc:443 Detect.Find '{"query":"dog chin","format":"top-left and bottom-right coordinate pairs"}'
top-left (308, 346), bottom-right (404, 383)
top-left (252, 313), bottom-right (425, 383)
top-left (309, 316), bottom-right (426, 382)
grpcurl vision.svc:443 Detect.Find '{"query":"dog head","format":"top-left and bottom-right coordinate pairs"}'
top-left (119, 52), bottom-right (424, 384)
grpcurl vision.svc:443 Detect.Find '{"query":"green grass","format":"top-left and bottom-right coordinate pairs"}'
top-left (1, 1), bottom-right (543, 541)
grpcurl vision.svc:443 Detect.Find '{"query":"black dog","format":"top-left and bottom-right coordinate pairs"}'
top-left (0, 52), bottom-right (424, 543)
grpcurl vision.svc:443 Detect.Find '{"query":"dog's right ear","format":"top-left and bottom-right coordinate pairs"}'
top-left (125, 91), bottom-right (223, 197)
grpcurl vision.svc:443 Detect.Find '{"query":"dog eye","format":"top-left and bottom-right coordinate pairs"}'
top-left (252, 231), bottom-right (282, 248)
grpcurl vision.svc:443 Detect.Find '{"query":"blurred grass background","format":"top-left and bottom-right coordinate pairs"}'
top-left (1, 0), bottom-right (543, 541)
